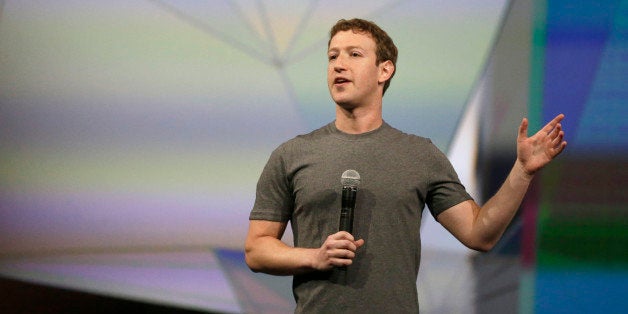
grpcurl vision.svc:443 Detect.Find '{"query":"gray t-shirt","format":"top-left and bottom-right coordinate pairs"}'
top-left (250, 121), bottom-right (472, 313)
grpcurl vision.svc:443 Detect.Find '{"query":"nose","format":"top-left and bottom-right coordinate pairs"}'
top-left (334, 62), bottom-right (346, 73)
top-left (333, 54), bottom-right (346, 72)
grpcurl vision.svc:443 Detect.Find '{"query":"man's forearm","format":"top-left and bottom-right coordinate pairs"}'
top-left (475, 160), bottom-right (534, 248)
top-left (245, 236), bottom-right (317, 276)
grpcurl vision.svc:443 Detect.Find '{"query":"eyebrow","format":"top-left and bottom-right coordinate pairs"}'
top-left (328, 45), bottom-right (365, 53)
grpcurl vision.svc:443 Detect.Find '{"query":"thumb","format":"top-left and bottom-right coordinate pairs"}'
top-left (518, 117), bottom-right (528, 141)
top-left (355, 239), bottom-right (365, 248)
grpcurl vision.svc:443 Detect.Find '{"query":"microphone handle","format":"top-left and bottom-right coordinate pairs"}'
top-left (339, 186), bottom-right (357, 233)
top-left (338, 185), bottom-right (357, 283)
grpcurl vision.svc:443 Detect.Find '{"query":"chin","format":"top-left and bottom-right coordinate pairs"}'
top-left (335, 100), bottom-right (358, 110)
top-left (331, 93), bottom-right (352, 106)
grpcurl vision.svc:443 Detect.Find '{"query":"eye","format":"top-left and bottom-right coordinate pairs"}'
top-left (328, 54), bottom-right (337, 61)
top-left (351, 51), bottom-right (361, 57)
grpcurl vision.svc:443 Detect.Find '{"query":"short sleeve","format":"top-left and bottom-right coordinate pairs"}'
top-left (249, 145), bottom-right (294, 222)
top-left (424, 143), bottom-right (473, 218)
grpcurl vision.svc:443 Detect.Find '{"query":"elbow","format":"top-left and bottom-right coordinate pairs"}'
top-left (245, 256), bottom-right (262, 273)
top-left (245, 259), bottom-right (261, 273)
top-left (244, 246), bottom-right (262, 273)
top-left (467, 238), bottom-right (497, 253)
top-left (245, 242), bottom-right (273, 274)
top-left (244, 252), bottom-right (255, 271)
top-left (472, 243), bottom-right (493, 253)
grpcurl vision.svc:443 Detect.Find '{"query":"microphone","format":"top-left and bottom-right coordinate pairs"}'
top-left (339, 170), bottom-right (360, 234)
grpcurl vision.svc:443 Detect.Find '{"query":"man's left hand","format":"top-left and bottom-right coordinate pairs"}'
top-left (516, 113), bottom-right (567, 176)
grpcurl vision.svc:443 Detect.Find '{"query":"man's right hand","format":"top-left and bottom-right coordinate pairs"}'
top-left (313, 231), bottom-right (365, 271)
top-left (245, 220), bottom-right (364, 275)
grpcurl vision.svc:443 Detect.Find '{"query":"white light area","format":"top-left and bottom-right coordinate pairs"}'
top-left (417, 248), bottom-right (475, 313)
top-left (421, 77), bottom-right (484, 253)
top-left (417, 64), bottom-right (487, 314)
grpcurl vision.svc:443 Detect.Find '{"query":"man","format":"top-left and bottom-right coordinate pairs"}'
top-left (245, 18), bottom-right (566, 313)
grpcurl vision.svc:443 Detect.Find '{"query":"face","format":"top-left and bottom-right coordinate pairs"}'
top-left (327, 30), bottom-right (390, 109)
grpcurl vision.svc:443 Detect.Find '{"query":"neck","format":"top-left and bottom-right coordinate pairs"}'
top-left (335, 103), bottom-right (383, 134)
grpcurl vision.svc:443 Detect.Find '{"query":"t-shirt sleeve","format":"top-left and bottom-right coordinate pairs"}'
top-left (249, 145), bottom-right (294, 222)
top-left (424, 142), bottom-right (473, 218)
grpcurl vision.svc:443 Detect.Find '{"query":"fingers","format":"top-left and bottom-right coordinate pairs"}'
top-left (551, 129), bottom-right (567, 155)
top-left (550, 127), bottom-right (562, 145)
top-left (547, 122), bottom-right (561, 142)
top-left (541, 113), bottom-right (565, 135)
top-left (318, 232), bottom-right (364, 268)
top-left (546, 121), bottom-right (567, 157)
top-left (554, 140), bottom-right (567, 156)
top-left (326, 232), bottom-right (362, 251)
top-left (548, 122), bottom-right (564, 144)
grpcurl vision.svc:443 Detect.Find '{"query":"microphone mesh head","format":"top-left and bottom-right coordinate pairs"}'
top-left (341, 169), bottom-right (361, 187)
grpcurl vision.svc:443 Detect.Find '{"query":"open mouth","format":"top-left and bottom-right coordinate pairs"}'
top-left (334, 77), bottom-right (350, 85)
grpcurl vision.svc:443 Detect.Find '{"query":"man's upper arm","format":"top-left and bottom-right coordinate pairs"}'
top-left (435, 199), bottom-right (483, 250)
top-left (246, 220), bottom-right (288, 245)
top-left (244, 220), bottom-right (291, 273)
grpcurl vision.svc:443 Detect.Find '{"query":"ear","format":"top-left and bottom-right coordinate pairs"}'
top-left (378, 60), bottom-right (395, 84)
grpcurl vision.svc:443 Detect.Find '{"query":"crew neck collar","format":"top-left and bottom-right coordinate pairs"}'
top-left (327, 120), bottom-right (390, 141)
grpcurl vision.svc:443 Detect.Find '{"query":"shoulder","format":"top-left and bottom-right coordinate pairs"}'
top-left (295, 123), bottom-right (333, 142)
top-left (276, 123), bottom-right (333, 149)
top-left (382, 122), bottom-right (435, 149)
top-left (379, 123), bottom-right (452, 170)
top-left (266, 123), bottom-right (334, 162)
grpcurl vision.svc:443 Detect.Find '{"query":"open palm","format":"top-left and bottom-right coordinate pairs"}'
top-left (517, 114), bottom-right (567, 175)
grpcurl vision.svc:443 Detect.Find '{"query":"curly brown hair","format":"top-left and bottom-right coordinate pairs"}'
top-left (328, 18), bottom-right (398, 95)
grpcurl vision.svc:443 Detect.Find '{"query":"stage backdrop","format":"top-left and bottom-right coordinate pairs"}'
top-left (0, 1), bottom-right (509, 312)
top-left (0, 0), bottom-right (509, 254)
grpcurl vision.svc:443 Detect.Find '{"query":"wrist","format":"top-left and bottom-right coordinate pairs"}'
top-left (514, 160), bottom-right (535, 182)
top-left (303, 247), bottom-right (322, 272)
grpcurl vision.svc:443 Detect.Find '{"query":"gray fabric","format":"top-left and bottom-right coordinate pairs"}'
top-left (250, 121), bottom-right (472, 313)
